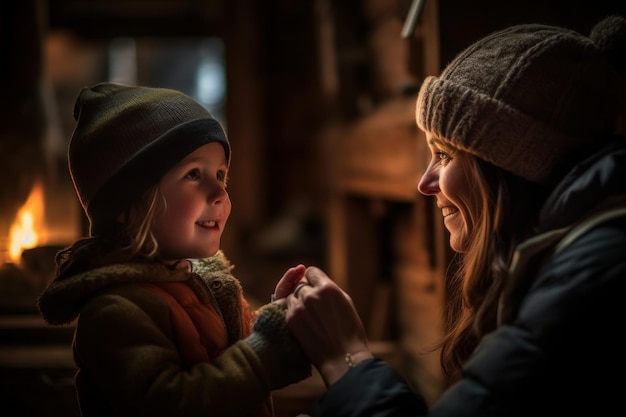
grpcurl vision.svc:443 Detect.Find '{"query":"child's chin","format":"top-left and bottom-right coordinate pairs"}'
top-left (203, 247), bottom-right (220, 258)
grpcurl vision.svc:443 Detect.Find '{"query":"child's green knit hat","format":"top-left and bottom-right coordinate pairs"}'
top-left (68, 82), bottom-right (230, 235)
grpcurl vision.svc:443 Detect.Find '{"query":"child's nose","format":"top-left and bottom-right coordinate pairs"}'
top-left (208, 183), bottom-right (228, 203)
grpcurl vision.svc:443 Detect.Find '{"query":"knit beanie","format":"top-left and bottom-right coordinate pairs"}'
top-left (416, 15), bottom-right (626, 185)
top-left (68, 82), bottom-right (230, 235)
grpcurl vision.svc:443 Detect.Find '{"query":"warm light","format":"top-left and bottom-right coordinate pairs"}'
top-left (8, 181), bottom-right (45, 264)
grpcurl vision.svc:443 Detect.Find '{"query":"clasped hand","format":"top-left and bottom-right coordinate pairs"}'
top-left (272, 265), bottom-right (374, 386)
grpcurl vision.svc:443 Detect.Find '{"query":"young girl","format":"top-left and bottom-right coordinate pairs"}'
top-left (283, 14), bottom-right (626, 417)
top-left (37, 82), bottom-right (310, 417)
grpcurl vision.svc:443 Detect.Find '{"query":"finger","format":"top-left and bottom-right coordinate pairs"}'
top-left (304, 266), bottom-right (353, 304)
top-left (293, 282), bottom-right (311, 297)
top-left (304, 266), bottom-right (329, 287)
top-left (274, 264), bottom-right (306, 299)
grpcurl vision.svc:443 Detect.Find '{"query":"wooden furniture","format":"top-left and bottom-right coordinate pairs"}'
top-left (320, 0), bottom-right (448, 403)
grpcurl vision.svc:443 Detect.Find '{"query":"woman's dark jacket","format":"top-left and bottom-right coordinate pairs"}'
top-left (313, 140), bottom-right (626, 416)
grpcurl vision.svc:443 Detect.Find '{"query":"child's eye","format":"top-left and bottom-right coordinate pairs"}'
top-left (217, 170), bottom-right (229, 187)
top-left (185, 168), bottom-right (201, 180)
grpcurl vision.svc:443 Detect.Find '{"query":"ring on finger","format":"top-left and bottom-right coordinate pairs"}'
top-left (293, 282), bottom-right (311, 297)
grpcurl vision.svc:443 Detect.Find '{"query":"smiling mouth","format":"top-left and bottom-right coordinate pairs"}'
top-left (442, 207), bottom-right (458, 218)
top-left (196, 220), bottom-right (217, 228)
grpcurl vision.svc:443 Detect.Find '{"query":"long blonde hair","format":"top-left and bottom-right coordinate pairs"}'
top-left (55, 185), bottom-right (166, 277)
top-left (439, 155), bottom-right (549, 385)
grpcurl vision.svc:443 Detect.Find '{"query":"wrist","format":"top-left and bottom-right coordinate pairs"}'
top-left (319, 350), bottom-right (374, 387)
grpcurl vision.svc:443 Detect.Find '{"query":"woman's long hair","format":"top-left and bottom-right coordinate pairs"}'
top-left (55, 185), bottom-right (164, 279)
top-left (439, 156), bottom-right (549, 385)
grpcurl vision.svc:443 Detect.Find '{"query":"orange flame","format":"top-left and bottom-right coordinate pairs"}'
top-left (8, 181), bottom-right (46, 264)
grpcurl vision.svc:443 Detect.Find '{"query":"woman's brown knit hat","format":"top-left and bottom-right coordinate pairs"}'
top-left (416, 15), bottom-right (626, 185)
top-left (68, 82), bottom-right (230, 235)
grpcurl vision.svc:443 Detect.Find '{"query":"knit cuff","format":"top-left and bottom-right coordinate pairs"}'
top-left (245, 303), bottom-right (311, 389)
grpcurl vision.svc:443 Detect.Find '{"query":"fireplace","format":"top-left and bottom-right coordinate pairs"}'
top-left (0, 170), bottom-right (82, 313)
top-left (0, 3), bottom-right (93, 314)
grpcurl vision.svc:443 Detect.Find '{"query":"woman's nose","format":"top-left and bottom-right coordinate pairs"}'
top-left (417, 167), bottom-right (439, 195)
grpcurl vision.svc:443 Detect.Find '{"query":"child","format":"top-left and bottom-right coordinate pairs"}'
top-left (37, 82), bottom-right (310, 417)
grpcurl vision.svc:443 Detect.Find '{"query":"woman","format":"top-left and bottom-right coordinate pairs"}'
top-left (284, 14), bottom-right (626, 416)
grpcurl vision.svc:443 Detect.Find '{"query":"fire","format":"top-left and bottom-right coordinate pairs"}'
top-left (8, 181), bottom-right (46, 264)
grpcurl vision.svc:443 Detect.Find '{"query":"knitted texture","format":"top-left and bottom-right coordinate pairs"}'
top-left (69, 82), bottom-right (230, 235)
top-left (416, 15), bottom-right (626, 185)
top-left (245, 303), bottom-right (311, 390)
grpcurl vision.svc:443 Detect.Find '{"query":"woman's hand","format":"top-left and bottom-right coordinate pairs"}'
top-left (285, 266), bottom-right (373, 386)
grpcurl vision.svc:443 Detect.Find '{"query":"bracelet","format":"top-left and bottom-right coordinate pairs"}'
top-left (345, 352), bottom-right (355, 368)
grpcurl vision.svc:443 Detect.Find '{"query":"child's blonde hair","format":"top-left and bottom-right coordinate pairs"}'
top-left (55, 185), bottom-right (168, 276)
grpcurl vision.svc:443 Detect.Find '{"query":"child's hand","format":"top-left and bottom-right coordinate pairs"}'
top-left (273, 264), bottom-right (307, 300)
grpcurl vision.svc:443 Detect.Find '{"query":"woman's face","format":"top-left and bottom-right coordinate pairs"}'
top-left (418, 134), bottom-right (475, 253)
top-left (152, 142), bottom-right (231, 262)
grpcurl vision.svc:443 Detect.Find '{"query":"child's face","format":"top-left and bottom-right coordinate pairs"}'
top-left (151, 142), bottom-right (231, 261)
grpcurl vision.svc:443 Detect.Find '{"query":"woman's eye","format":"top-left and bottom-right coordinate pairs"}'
top-left (435, 151), bottom-right (451, 165)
